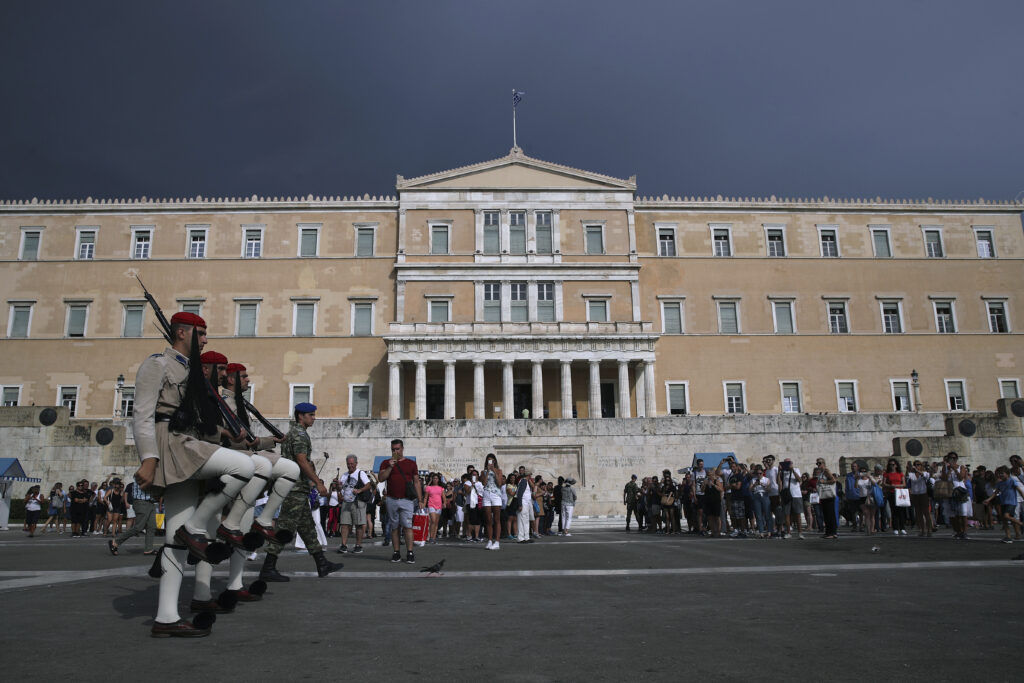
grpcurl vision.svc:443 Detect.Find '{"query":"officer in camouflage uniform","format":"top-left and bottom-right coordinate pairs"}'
top-left (258, 402), bottom-right (341, 581)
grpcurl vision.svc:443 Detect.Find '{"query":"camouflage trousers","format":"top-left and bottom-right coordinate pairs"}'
top-left (265, 484), bottom-right (322, 556)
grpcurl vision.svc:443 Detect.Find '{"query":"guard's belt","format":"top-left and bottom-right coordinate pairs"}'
top-left (155, 413), bottom-right (174, 423)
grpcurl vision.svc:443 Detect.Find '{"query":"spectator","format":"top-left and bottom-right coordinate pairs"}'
top-left (660, 470), bottom-right (677, 534)
top-left (856, 468), bottom-right (878, 535)
top-left (623, 474), bottom-right (640, 531)
top-left (704, 469), bottom-right (724, 538)
top-left (504, 473), bottom-right (519, 540)
top-left (939, 451), bottom-right (971, 540)
top-left (423, 472), bottom-right (445, 544)
top-left (881, 459), bottom-right (908, 536)
top-left (542, 482), bottom-right (556, 535)
top-left (777, 458), bottom-right (804, 539)
top-left (326, 481), bottom-right (341, 537)
top-left (843, 463), bottom-right (863, 531)
top-left (23, 485), bottom-right (45, 537)
top-left (69, 480), bottom-right (91, 538)
top-left (905, 460), bottom-right (932, 537)
top-left (463, 471), bottom-right (484, 543)
top-left (560, 477), bottom-right (577, 536)
top-left (763, 455), bottom-right (781, 536)
top-left (378, 439), bottom-right (422, 563)
top-left (92, 482), bottom-right (108, 536)
top-left (647, 475), bottom-right (662, 533)
top-left (514, 472), bottom-right (534, 543)
top-left (480, 453), bottom-right (505, 551)
top-left (106, 481), bottom-right (126, 536)
top-left (531, 475), bottom-right (545, 538)
top-left (41, 482), bottom-right (65, 534)
top-left (749, 465), bottom-right (772, 538)
top-left (984, 466), bottom-right (1024, 543)
top-left (109, 478), bottom-right (158, 555)
top-left (553, 477), bottom-right (564, 534)
top-left (816, 463), bottom-right (839, 539)
top-left (691, 459), bottom-right (707, 534)
top-left (337, 454), bottom-right (372, 554)
top-left (728, 465), bottom-right (749, 538)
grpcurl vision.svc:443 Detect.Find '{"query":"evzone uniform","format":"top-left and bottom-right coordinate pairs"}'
top-left (190, 359), bottom-right (300, 612)
top-left (131, 312), bottom-right (256, 638)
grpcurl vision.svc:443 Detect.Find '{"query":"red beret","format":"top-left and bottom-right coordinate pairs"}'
top-left (170, 311), bottom-right (206, 328)
top-left (199, 351), bottom-right (228, 365)
top-left (225, 362), bottom-right (246, 373)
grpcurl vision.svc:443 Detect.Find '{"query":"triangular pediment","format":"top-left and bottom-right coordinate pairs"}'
top-left (397, 148), bottom-right (636, 192)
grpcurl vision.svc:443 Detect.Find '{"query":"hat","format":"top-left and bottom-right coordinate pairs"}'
top-left (200, 351), bottom-right (227, 365)
top-left (170, 311), bottom-right (206, 328)
top-left (566, 477), bottom-right (576, 485)
top-left (294, 402), bottom-right (317, 414)
top-left (225, 362), bottom-right (246, 373)
top-left (631, 474), bottom-right (637, 480)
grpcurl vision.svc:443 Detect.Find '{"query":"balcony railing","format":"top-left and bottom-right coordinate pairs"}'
top-left (387, 321), bottom-right (654, 336)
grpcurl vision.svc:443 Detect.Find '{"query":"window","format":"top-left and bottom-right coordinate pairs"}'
top-left (717, 300), bottom-right (739, 334)
top-left (8, 303), bottom-right (33, 338)
top-left (934, 301), bottom-right (956, 334)
top-left (20, 229), bottom-right (41, 260)
top-left (871, 227), bottom-right (892, 258)
top-left (772, 301), bottom-right (794, 334)
top-left (923, 228), bottom-right (943, 258)
top-left (349, 385), bottom-right (371, 418)
top-left (120, 387), bottom-right (135, 418)
top-left (298, 225), bottom-right (320, 257)
top-left (661, 300), bottom-right (683, 334)
top-left (945, 380), bottom-right (967, 411)
top-left (892, 381), bottom-right (913, 412)
top-left (428, 299), bottom-right (450, 323)
top-left (2, 386), bottom-right (20, 406)
top-left (180, 301), bottom-right (202, 316)
top-left (584, 224), bottom-right (604, 254)
top-left (430, 224), bottom-right (449, 255)
top-left (535, 212), bottom-right (552, 254)
top-left (725, 382), bottom-right (744, 414)
top-left (290, 384), bottom-right (312, 408)
top-left (509, 282), bottom-right (528, 322)
top-left (987, 300), bottom-right (1009, 333)
top-left (836, 381), bottom-right (857, 412)
top-left (66, 303), bottom-right (88, 338)
top-left (712, 227), bottom-right (732, 257)
top-left (666, 382), bottom-right (688, 415)
top-left (237, 302), bottom-right (258, 337)
top-left (187, 226), bottom-right (208, 258)
top-left (243, 227), bottom-right (263, 258)
top-left (818, 227), bottom-right (839, 257)
top-left (132, 228), bottom-right (152, 259)
top-left (828, 301), bottom-right (849, 334)
top-left (974, 229), bottom-right (995, 258)
top-left (123, 303), bottom-right (144, 337)
top-left (483, 211), bottom-right (500, 254)
top-left (587, 299), bottom-right (608, 322)
top-left (658, 226), bottom-right (677, 256)
top-left (352, 302), bottom-right (373, 336)
top-left (483, 283), bottom-right (501, 322)
top-left (781, 382), bottom-right (801, 413)
top-left (509, 212), bottom-right (526, 254)
top-left (1000, 379), bottom-right (1020, 399)
top-left (355, 226), bottom-right (376, 257)
top-left (59, 386), bottom-right (79, 416)
top-left (880, 301), bottom-right (903, 334)
top-left (765, 227), bottom-right (786, 257)
top-left (76, 229), bottom-right (96, 260)
top-left (537, 282), bottom-right (555, 322)
top-left (293, 302), bottom-right (316, 336)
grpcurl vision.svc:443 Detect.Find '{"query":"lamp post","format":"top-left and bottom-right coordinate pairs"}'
top-left (115, 374), bottom-right (125, 417)
top-left (911, 369), bottom-right (920, 413)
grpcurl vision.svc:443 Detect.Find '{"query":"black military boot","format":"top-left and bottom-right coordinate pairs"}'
top-left (312, 551), bottom-right (342, 578)
top-left (259, 553), bottom-right (289, 582)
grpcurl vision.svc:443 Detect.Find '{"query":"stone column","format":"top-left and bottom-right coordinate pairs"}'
top-left (531, 360), bottom-right (544, 418)
top-left (560, 360), bottom-right (573, 418)
top-left (502, 360), bottom-right (514, 419)
top-left (388, 361), bottom-right (401, 419)
top-left (589, 360), bottom-right (602, 418)
top-left (644, 361), bottom-right (656, 418)
top-left (618, 360), bottom-right (631, 419)
top-left (443, 360), bottom-right (456, 419)
top-left (414, 360), bottom-right (426, 420)
top-left (473, 360), bottom-right (485, 419)
top-left (634, 361), bottom-right (647, 417)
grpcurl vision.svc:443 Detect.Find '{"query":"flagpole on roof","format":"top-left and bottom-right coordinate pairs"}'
top-left (512, 89), bottom-right (524, 150)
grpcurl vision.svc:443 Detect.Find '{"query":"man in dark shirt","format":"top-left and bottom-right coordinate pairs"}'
top-left (68, 480), bottom-right (91, 537)
top-left (378, 439), bottom-right (422, 564)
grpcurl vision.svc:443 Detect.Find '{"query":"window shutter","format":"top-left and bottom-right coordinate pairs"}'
top-left (354, 304), bottom-right (372, 335)
top-left (238, 304), bottom-right (257, 336)
top-left (352, 386), bottom-right (370, 417)
top-left (68, 306), bottom-right (87, 337)
top-left (357, 229), bottom-right (374, 256)
top-left (663, 303), bottom-right (682, 333)
top-left (300, 230), bottom-right (318, 257)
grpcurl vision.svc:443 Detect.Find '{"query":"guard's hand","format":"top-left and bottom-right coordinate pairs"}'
top-left (272, 436), bottom-right (285, 444)
top-left (134, 459), bottom-right (157, 491)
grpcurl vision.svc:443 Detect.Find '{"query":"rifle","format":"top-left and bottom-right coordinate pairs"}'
top-left (136, 275), bottom-right (247, 441)
top-left (232, 370), bottom-right (285, 441)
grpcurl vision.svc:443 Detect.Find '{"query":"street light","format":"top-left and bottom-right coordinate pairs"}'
top-left (911, 369), bottom-right (920, 413)
top-left (115, 374), bottom-right (125, 417)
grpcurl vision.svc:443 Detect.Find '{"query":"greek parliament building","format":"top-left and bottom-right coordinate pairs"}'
top-left (2, 149), bottom-right (1023, 512)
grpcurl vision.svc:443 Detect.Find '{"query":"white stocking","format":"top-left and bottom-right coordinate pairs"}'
top-left (255, 458), bottom-right (301, 527)
top-left (222, 454), bottom-right (272, 529)
top-left (191, 511), bottom-right (223, 603)
top-left (227, 507), bottom-right (255, 591)
top-left (182, 448), bottom-right (255, 535)
top-left (156, 481), bottom-right (199, 624)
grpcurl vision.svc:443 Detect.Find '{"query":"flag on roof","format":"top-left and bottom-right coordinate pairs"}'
top-left (513, 90), bottom-right (525, 108)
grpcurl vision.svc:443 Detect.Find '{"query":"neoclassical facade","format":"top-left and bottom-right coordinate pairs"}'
top-left (2, 148), bottom-right (1022, 425)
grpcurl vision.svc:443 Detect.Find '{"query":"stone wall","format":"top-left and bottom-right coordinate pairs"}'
top-left (3, 403), bottom-right (1022, 516)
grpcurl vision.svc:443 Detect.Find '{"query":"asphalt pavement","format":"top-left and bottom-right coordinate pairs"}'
top-left (2, 519), bottom-right (1021, 682)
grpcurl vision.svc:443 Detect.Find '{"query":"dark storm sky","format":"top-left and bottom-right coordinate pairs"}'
top-left (2, 1), bottom-right (1023, 203)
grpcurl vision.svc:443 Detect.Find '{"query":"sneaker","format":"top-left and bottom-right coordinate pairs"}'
top-left (485, 540), bottom-right (494, 550)
top-left (405, 552), bottom-right (415, 564)
top-left (492, 542), bottom-right (500, 550)
top-left (352, 545), bottom-right (363, 554)
top-left (893, 530), bottom-right (899, 536)
top-left (563, 532), bottom-right (571, 537)
top-left (900, 530), bottom-right (907, 536)
top-left (1001, 538), bottom-right (1013, 544)
top-left (798, 533), bottom-right (805, 540)
top-left (380, 539), bottom-right (390, 546)
top-left (337, 544), bottom-right (348, 554)
top-left (391, 551), bottom-right (401, 562)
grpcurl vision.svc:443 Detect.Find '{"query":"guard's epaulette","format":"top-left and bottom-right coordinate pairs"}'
top-left (148, 353), bottom-right (163, 359)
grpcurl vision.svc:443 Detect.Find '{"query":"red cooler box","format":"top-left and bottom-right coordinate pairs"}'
top-left (412, 512), bottom-right (429, 546)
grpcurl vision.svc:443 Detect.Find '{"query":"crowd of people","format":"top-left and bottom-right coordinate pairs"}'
top-left (623, 452), bottom-right (1024, 543)
top-left (315, 451), bottom-right (580, 554)
top-left (22, 476), bottom-right (138, 539)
